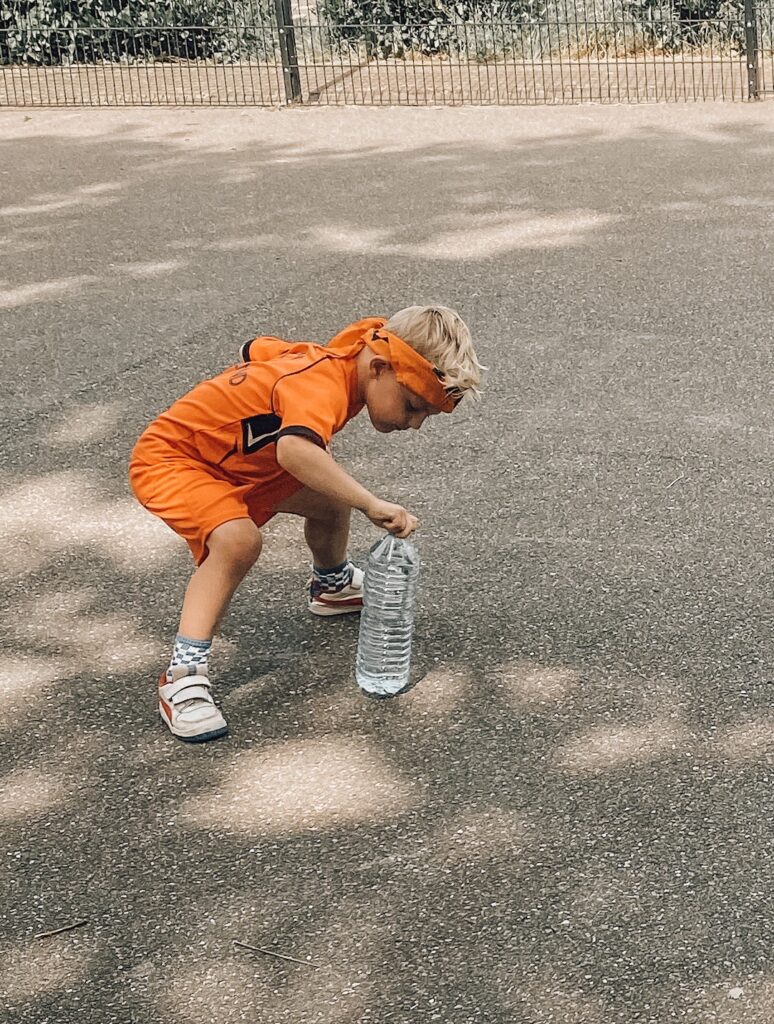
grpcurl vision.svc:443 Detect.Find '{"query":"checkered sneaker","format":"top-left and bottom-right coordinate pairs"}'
top-left (309, 565), bottom-right (364, 617)
top-left (158, 663), bottom-right (228, 743)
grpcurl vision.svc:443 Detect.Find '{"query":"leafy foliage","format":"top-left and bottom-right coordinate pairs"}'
top-left (318, 0), bottom-right (546, 58)
top-left (626, 0), bottom-right (746, 51)
top-left (318, 0), bottom-right (750, 56)
top-left (0, 0), bottom-right (752, 65)
top-left (0, 1), bottom-right (275, 65)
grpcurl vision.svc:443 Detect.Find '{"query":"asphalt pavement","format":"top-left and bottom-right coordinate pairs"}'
top-left (1, 104), bottom-right (773, 1024)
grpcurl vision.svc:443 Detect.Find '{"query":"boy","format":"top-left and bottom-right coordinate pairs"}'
top-left (130, 306), bottom-right (483, 743)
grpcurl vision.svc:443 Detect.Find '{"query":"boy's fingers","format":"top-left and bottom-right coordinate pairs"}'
top-left (393, 515), bottom-right (417, 539)
top-left (374, 506), bottom-right (417, 538)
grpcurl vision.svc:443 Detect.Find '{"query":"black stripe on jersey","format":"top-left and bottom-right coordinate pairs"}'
top-left (217, 442), bottom-right (238, 465)
top-left (276, 426), bottom-right (326, 449)
top-left (239, 339), bottom-right (254, 362)
top-left (241, 413), bottom-right (282, 454)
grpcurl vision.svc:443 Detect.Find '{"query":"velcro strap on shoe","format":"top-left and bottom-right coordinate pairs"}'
top-left (166, 662), bottom-right (209, 684)
top-left (163, 678), bottom-right (214, 705)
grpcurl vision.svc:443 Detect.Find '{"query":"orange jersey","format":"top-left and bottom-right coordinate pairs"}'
top-left (129, 319), bottom-right (383, 563)
top-left (131, 328), bottom-right (372, 487)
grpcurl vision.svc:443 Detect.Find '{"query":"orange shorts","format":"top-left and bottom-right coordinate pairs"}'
top-left (129, 456), bottom-right (303, 565)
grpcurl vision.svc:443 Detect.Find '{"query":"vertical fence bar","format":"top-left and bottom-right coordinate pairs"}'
top-left (744, 0), bottom-right (760, 97)
top-left (275, 0), bottom-right (302, 102)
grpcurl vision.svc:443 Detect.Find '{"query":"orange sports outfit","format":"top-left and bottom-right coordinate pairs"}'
top-left (129, 317), bottom-right (460, 565)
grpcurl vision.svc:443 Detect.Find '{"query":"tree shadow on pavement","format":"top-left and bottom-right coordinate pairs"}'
top-left (1, 110), bottom-right (773, 1023)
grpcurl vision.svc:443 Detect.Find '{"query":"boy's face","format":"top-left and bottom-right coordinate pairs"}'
top-left (365, 359), bottom-right (439, 433)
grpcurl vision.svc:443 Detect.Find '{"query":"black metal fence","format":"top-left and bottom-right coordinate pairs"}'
top-left (1, 0), bottom-right (772, 105)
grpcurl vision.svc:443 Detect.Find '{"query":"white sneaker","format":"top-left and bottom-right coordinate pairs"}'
top-left (158, 663), bottom-right (228, 743)
top-left (308, 565), bottom-right (364, 617)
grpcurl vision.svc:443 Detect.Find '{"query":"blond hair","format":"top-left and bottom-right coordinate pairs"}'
top-left (384, 305), bottom-right (484, 402)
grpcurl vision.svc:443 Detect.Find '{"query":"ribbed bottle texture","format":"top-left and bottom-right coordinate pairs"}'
top-left (355, 534), bottom-right (420, 697)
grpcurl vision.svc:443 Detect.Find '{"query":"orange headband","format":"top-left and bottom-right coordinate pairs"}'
top-left (362, 327), bottom-right (462, 414)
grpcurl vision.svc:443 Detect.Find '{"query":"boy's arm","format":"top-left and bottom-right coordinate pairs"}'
top-left (276, 435), bottom-right (417, 538)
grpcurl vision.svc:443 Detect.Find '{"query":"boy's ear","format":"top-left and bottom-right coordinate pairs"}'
top-left (369, 357), bottom-right (393, 379)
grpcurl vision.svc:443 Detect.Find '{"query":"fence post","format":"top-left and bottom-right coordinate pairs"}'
top-left (274, 0), bottom-right (302, 104)
top-left (743, 0), bottom-right (760, 99)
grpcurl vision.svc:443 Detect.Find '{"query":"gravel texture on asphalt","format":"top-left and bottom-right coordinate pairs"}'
top-left (1, 105), bottom-right (773, 1024)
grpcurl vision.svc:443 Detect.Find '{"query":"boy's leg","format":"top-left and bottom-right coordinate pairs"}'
top-left (160, 518), bottom-right (263, 742)
top-left (179, 518), bottom-right (264, 638)
top-left (273, 486), bottom-right (351, 566)
top-left (271, 487), bottom-right (363, 617)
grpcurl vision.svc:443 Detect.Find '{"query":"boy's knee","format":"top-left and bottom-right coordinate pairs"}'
top-left (206, 519), bottom-right (263, 570)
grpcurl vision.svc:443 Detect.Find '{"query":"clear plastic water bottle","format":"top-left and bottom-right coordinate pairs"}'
top-left (355, 534), bottom-right (420, 697)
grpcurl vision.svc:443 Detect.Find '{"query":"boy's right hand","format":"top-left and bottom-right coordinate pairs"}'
top-left (365, 500), bottom-right (418, 538)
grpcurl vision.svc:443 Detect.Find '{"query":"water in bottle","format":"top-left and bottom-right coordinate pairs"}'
top-left (355, 534), bottom-right (420, 697)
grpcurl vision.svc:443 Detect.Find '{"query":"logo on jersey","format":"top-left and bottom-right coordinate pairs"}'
top-left (241, 413), bottom-right (281, 454)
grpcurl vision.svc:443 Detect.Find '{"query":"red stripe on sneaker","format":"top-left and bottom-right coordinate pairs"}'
top-left (315, 595), bottom-right (363, 607)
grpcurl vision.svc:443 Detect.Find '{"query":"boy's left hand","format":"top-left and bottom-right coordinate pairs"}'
top-left (365, 499), bottom-right (418, 538)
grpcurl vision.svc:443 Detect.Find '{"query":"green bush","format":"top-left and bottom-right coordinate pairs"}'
top-left (627, 0), bottom-right (746, 51)
top-left (317, 0), bottom-right (546, 59)
top-left (317, 0), bottom-right (749, 57)
top-left (0, 0), bottom-right (276, 65)
top-left (0, 0), bottom-right (753, 64)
